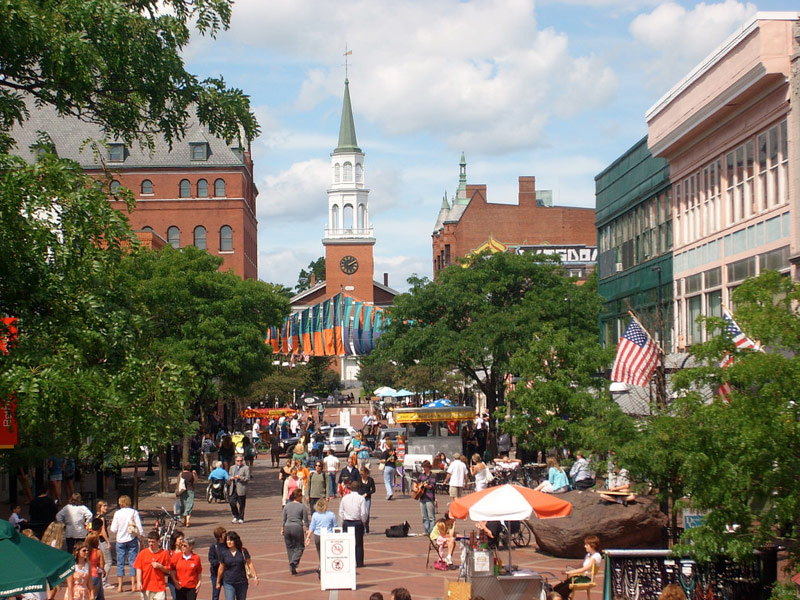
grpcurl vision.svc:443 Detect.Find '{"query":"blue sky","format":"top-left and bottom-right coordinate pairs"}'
top-left (184, 0), bottom-right (796, 293)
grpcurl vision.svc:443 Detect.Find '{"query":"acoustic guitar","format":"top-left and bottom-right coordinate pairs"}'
top-left (413, 481), bottom-right (429, 501)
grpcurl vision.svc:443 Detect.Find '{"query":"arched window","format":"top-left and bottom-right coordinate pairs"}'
top-left (343, 162), bottom-right (352, 181)
top-left (141, 226), bottom-right (153, 232)
top-left (110, 180), bottom-right (121, 194)
top-left (334, 164), bottom-right (341, 183)
top-left (214, 178), bottom-right (226, 197)
top-left (343, 204), bottom-right (354, 230)
top-left (358, 203), bottom-right (367, 229)
top-left (355, 163), bottom-right (363, 183)
top-left (167, 226), bottom-right (180, 249)
top-left (197, 179), bottom-right (208, 197)
top-left (220, 225), bottom-right (233, 251)
top-left (194, 226), bottom-right (207, 250)
top-left (331, 205), bottom-right (340, 231)
top-left (179, 179), bottom-right (191, 198)
top-left (141, 179), bottom-right (153, 194)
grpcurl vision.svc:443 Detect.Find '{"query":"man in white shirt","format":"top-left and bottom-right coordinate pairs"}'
top-left (444, 454), bottom-right (468, 498)
top-left (323, 450), bottom-right (340, 498)
top-left (339, 481), bottom-right (367, 567)
top-left (290, 416), bottom-right (299, 435)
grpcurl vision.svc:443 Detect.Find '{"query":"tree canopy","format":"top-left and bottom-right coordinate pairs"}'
top-left (366, 252), bottom-right (607, 417)
top-left (296, 257), bottom-right (325, 294)
top-left (0, 0), bottom-right (258, 153)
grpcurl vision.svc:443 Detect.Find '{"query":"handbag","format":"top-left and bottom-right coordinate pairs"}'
top-left (126, 512), bottom-right (140, 537)
top-left (244, 559), bottom-right (255, 580)
top-left (378, 462), bottom-right (385, 472)
top-left (175, 474), bottom-right (186, 497)
top-left (486, 468), bottom-right (495, 483)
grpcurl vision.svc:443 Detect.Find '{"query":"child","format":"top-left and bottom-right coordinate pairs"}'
top-left (8, 504), bottom-right (27, 531)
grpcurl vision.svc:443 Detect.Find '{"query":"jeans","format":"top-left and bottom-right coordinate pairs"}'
top-left (99, 540), bottom-right (112, 585)
top-left (364, 498), bottom-right (371, 533)
top-left (167, 580), bottom-right (177, 600)
top-left (420, 499), bottom-right (435, 534)
top-left (116, 538), bottom-right (139, 577)
top-left (210, 573), bottom-right (220, 600)
top-left (383, 466), bottom-right (396, 499)
top-left (327, 473), bottom-right (336, 495)
top-left (222, 581), bottom-right (248, 600)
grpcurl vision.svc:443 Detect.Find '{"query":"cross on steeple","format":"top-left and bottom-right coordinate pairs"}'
top-left (344, 45), bottom-right (352, 80)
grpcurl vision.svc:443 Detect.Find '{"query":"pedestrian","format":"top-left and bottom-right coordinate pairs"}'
top-left (134, 531), bottom-right (171, 600)
top-left (306, 498), bottom-right (337, 577)
top-left (307, 460), bottom-right (329, 511)
top-left (219, 436), bottom-right (235, 471)
top-left (176, 463), bottom-right (198, 528)
top-left (8, 504), bottom-right (26, 531)
top-left (413, 460), bottom-right (436, 534)
top-left (216, 531), bottom-right (258, 600)
top-left (444, 454), bottom-right (468, 498)
top-left (534, 457), bottom-right (570, 494)
top-left (201, 433), bottom-right (218, 475)
top-left (47, 456), bottom-right (64, 504)
top-left (323, 449), bottom-right (339, 498)
top-left (242, 437), bottom-right (256, 471)
top-left (396, 435), bottom-right (407, 494)
top-left (471, 454), bottom-right (490, 491)
top-left (380, 440), bottom-right (397, 501)
top-left (269, 433), bottom-right (281, 468)
top-left (90, 501), bottom-right (113, 589)
top-left (339, 481), bottom-right (367, 568)
top-left (552, 535), bottom-right (602, 598)
top-left (28, 488), bottom-right (58, 539)
top-left (281, 488), bottom-right (309, 575)
top-left (166, 531), bottom-right (185, 600)
top-left (339, 455), bottom-right (359, 488)
top-left (41, 521), bottom-right (65, 550)
top-left (390, 588), bottom-right (412, 600)
top-left (659, 584), bottom-right (686, 600)
top-left (207, 527), bottom-right (227, 600)
top-left (65, 542), bottom-right (92, 600)
top-left (228, 454), bottom-right (250, 524)
top-left (569, 451), bottom-right (595, 490)
top-left (358, 467), bottom-right (376, 533)
top-left (85, 532), bottom-right (106, 600)
top-left (110, 495), bottom-right (143, 593)
top-left (353, 432), bottom-right (371, 471)
top-left (170, 536), bottom-right (203, 600)
top-left (56, 493), bottom-right (93, 553)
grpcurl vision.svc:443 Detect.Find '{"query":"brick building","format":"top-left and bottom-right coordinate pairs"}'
top-left (432, 155), bottom-right (597, 276)
top-left (11, 102), bottom-right (258, 279)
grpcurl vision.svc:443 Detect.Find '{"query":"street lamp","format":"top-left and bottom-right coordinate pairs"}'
top-left (651, 265), bottom-right (666, 408)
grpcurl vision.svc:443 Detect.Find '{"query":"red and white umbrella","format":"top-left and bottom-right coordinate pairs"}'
top-left (449, 484), bottom-right (572, 521)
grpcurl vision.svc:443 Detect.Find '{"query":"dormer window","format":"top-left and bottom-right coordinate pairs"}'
top-left (190, 142), bottom-right (209, 161)
top-left (108, 143), bottom-right (125, 163)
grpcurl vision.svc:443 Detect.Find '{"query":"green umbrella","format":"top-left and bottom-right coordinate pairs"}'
top-left (0, 520), bottom-right (74, 598)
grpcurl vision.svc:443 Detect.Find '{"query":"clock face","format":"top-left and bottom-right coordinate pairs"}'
top-left (340, 255), bottom-right (359, 275)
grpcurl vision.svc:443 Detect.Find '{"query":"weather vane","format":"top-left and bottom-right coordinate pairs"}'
top-left (344, 44), bottom-right (352, 79)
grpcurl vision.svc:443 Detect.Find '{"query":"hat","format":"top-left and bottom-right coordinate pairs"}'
top-left (452, 453), bottom-right (460, 460)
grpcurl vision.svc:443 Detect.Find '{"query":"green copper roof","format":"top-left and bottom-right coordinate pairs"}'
top-left (335, 79), bottom-right (361, 154)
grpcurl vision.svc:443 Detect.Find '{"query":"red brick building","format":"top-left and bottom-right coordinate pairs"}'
top-left (11, 103), bottom-right (258, 279)
top-left (432, 155), bottom-right (596, 275)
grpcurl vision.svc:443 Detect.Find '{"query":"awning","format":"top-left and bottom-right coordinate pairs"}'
top-left (240, 407), bottom-right (297, 419)
top-left (394, 405), bottom-right (475, 423)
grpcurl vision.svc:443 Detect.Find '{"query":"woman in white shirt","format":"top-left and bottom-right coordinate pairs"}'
top-left (470, 454), bottom-right (490, 491)
top-left (108, 495), bottom-right (143, 592)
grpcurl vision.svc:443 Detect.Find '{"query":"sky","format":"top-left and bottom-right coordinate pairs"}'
top-left (184, 0), bottom-right (797, 294)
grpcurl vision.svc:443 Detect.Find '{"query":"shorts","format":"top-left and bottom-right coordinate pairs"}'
top-left (448, 485), bottom-right (463, 498)
top-left (49, 474), bottom-right (63, 481)
top-left (144, 591), bottom-right (166, 600)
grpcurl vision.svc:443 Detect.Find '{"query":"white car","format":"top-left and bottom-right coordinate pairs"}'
top-left (319, 425), bottom-right (358, 454)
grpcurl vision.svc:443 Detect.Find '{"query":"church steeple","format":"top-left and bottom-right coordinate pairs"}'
top-left (334, 79), bottom-right (361, 154)
top-left (455, 152), bottom-right (469, 204)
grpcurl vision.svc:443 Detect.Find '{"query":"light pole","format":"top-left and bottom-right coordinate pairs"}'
top-left (651, 265), bottom-right (666, 408)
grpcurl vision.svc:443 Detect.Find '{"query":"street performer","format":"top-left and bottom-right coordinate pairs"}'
top-left (412, 460), bottom-right (436, 534)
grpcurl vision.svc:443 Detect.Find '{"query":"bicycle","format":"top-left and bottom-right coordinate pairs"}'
top-left (153, 506), bottom-right (183, 550)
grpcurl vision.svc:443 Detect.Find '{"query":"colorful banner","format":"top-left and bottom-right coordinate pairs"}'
top-left (1, 317), bottom-right (18, 448)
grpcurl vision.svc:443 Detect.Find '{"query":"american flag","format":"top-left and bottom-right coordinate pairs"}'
top-left (612, 319), bottom-right (660, 387)
top-left (722, 307), bottom-right (756, 349)
top-left (718, 354), bottom-right (735, 401)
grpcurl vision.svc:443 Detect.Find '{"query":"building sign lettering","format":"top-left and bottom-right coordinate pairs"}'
top-left (513, 245), bottom-right (598, 264)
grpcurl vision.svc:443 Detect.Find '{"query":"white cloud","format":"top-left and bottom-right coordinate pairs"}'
top-left (220, 0), bottom-right (618, 154)
top-left (258, 159), bottom-right (329, 222)
top-left (629, 1), bottom-right (758, 84)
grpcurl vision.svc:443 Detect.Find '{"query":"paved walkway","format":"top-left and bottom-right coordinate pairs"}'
top-left (109, 453), bottom-right (604, 600)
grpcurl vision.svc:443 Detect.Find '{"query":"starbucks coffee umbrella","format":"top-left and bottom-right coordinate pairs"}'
top-left (0, 520), bottom-right (74, 598)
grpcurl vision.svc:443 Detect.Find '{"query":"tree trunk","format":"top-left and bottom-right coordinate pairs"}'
top-left (158, 448), bottom-right (168, 493)
top-left (133, 464), bottom-right (139, 509)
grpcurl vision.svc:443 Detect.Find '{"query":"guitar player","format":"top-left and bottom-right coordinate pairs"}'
top-left (413, 460), bottom-right (437, 535)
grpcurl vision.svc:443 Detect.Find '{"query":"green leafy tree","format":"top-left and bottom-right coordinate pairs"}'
top-left (369, 252), bottom-right (602, 416)
top-left (296, 257), bottom-right (325, 294)
top-left (0, 0), bottom-right (258, 153)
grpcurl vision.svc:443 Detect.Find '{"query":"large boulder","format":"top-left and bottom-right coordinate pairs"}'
top-left (529, 490), bottom-right (668, 558)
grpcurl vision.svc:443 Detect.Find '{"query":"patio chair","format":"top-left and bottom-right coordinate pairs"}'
top-left (569, 561), bottom-right (598, 599)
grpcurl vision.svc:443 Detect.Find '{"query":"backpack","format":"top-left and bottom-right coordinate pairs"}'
top-left (434, 559), bottom-right (448, 571)
top-left (384, 521), bottom-right (410, 538)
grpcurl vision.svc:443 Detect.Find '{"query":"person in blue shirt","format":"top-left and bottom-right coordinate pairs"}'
top-left (534, 457), bottom-right (570, 493)
top-left (305, 498), bottom-right (338, 577)
top-left (209, 461), bottom-right (230, 483)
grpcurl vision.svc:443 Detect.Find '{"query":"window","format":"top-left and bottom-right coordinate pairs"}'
top-left (688, 295), bottom-right (702, 345)
top-left (167, 226), bottom-right (180, 249)
top-left (220, 225), bottom-right (233, 251)
top-left (214, 178), bottom-right (226, 197)
top-left (179, 179), bottom-right (191, 198)
top-left (355, 163), bottom-right (363, 183)
top-left (704, 267), bottom-right (721, 289)
top-left (343, 162), bottom-right (352, 181)
top-left (194, 226), bottom-right (207, 250)
top-left (706, 290), bottom-right (722, 320)
top-left (197, 179), bottom-right (208, 197)
top-left (110, 180), bottom-right (121, 194)
top-left (358, 203), bottom-right (366, 229)
top-left (334, 163), bottom-right (341, 183)
top-left (331, 205), bottom-right (339, 231)
top-left (727, 256), bottom-right (756, 283)
top-left (190, 143), bottom-right (208, 161)
top-left (141, 226), bottom-right (153, 232)
top-left (108, 143), bottom-right (125, 162)
top-left (685, 273), bottom-right (702, 295)
top-left (759, 245), bottom-right (789, 272)
top-left (141, 180), bottom-right (153, 195)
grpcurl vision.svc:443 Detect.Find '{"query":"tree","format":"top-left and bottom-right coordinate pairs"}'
top-left (368, 252), bottom-right (604, 416)
top-left (0, 0), bottom-right (258, 153)
top-left (296, 257), bottom-right (325, 294)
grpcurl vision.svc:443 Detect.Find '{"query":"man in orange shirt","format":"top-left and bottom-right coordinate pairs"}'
top-left (170, 536), bottom-right (203, 600)
top-left (134, 531), bottom-right (171, 600)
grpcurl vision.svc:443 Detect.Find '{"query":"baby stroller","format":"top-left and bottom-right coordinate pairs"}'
top-left (207, 477), bottom-right (229, 503)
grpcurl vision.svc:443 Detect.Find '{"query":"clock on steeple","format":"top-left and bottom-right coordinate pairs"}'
top-left (323, 78), bottom-right (375, 302)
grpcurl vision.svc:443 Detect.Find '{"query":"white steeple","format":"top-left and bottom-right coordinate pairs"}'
top-left (325, 79), bottom-right (373, 240)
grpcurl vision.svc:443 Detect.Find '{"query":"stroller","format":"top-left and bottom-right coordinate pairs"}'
top-left (207, 477), bottom-right (229, 503)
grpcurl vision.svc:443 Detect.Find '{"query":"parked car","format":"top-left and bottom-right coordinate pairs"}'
top-left (321, 425), bottom-right (359, 454)
top-left (372, 427), bottom-right (407, 456)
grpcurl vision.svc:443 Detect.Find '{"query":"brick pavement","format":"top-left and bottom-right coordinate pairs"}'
top-left (107, 452), bottom-right (604, 600)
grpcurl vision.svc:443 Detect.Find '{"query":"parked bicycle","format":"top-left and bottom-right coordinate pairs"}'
top-left (152, 506), bottom-right (182, 550)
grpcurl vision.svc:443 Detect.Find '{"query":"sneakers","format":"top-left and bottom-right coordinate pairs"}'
top-left (445, 555), bottom-right (453, 565)
top-left (231, 518), bottom-right (238, 523)
top-left (238, 519), bottom-right (244, 523)
top-left (434, 560), bottom-right (448, 571)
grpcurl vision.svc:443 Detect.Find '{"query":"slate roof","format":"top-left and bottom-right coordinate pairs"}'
top-left (9, 100), bottom-right (247, 169)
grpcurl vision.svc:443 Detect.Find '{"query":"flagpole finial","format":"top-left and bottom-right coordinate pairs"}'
top-left (343, 45), bottom-right (352, 80)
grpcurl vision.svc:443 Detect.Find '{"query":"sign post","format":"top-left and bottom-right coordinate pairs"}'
top-left (320, 527), bottom-right (356, 591)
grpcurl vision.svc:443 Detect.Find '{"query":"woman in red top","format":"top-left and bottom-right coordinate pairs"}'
top-left (170, 536), bottom-right (203, 600)
top-left (85, 533), bottom-right (105, 599)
